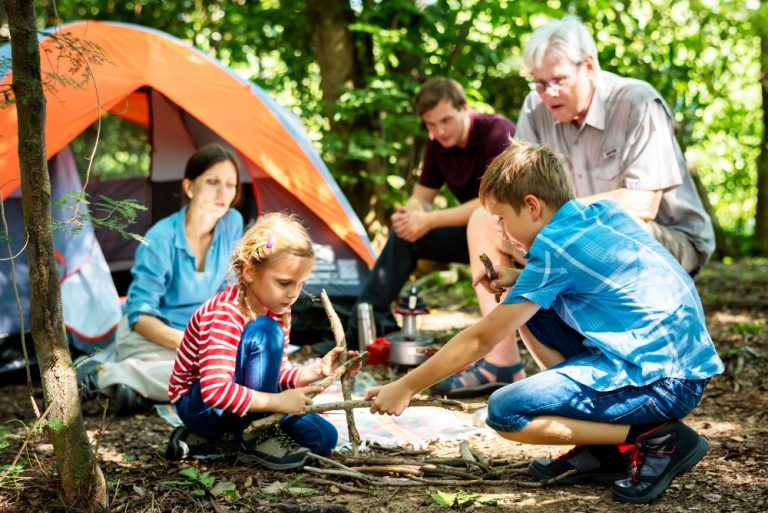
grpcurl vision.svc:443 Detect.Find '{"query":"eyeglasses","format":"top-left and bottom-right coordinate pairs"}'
top-left (529, 60), bottom-right (585, 94)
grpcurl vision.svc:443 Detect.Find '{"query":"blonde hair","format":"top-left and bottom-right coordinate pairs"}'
top-left (231, 212), bottom-right (314, 320)
top-left (480, 139), bottom-right (574, 212)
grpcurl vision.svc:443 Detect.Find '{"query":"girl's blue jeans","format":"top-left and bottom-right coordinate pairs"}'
top-left (486, 307), bottom-right (709, 433)
top-left (174, 316), bottom-right (337, 455)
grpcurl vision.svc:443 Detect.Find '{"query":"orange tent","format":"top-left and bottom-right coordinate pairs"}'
top-left (0, 20), bottom-right (374, 268)
top-left (0, 21), bottom-right (375, 344)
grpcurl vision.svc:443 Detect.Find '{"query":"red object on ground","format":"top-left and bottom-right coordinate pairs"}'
top-left (366, 337), bottom-right (391, 365)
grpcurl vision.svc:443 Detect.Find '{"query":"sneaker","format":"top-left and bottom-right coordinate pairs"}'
top-left (165, 426), bottom-right (237, 461)
top-left (237, 425), bottom-right (309, 470)
top-left (74, 355), bottom-right (104, 402)
top-left (529, 445), bottom-right (634, 484)
top-left (613, 421), bottom-right (709, 503)
top-left (111, 384), bottom-right (154, 416)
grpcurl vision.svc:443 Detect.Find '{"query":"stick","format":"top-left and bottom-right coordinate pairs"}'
top-left (304, 477), bottom-right (366, 494)
top-left (469, 445), bottom-right (492, 469)
top-left (459, 440), bottom-right (490, 473)
top-left (302, 466), bottom-right (374, 483)
top-left (545, 468), bottom-right (579, 485)
top-left (320, 290), bottom-right (361, 456)
top-left (304, 397), bottom-right (477, 415)
top-left (484, 467), bottom-right (529, 479)
top-left (308, 452), bottom-right (362, 474)
top-left (479, 253), bottom-right (503, 302)
top-left (349, 465), bottom-right (423, 477)
top-left (273, 504), bottom-right (349, 513)
top-left (419, 464), bottom-right (479, 480)
top-left (335, 457), bottom-right (488, 479)
top-left (242, 353), bottom-right (366, 436)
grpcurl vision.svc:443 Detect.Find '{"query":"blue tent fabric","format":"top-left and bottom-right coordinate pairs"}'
top-left (0, 147), bottom-right (121, 350)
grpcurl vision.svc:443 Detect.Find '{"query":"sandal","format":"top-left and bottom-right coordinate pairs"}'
top-left (429, 359), bottom-right (525, 399)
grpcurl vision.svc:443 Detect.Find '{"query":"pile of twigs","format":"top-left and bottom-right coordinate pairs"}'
top-left (301, 440), bottom-right (569, 490)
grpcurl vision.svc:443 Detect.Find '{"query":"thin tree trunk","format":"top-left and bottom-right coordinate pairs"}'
top-left (4, 0), bottom-right (107, 510)
top-left (306, 0), bottom-right (388, 231)
top-left (756, 21), bottom-right (768, 255)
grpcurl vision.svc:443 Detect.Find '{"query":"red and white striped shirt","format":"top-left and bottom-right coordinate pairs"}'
top-left (168, 284), bottom-right (302, 417)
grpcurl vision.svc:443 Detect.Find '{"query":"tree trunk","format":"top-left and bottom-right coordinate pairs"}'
top-left (756, 22), bottom-right (768, 255)
top-left (4, 0), bottom-right (107, 510)
top-left (306, 0), bottom-right (389, 232)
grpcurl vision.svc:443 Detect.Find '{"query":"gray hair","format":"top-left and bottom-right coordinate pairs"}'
top-left (523, 15), bottom-right (600, 72)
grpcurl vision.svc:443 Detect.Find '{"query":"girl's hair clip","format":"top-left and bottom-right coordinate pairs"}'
top-left (266, 235), bottom-right (275, 249)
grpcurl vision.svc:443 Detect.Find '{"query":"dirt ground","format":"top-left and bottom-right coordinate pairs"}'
top-left (1, 260), bottom-right (767, 512)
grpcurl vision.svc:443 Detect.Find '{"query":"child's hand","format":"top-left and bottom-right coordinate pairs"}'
top-left (274, 385), bottom-right (322, 415)
top-left (472, 265), bottom-right (520, 293)
top-left (366, 382), bottom-right (411, 416)
top-left (320, 347), bottom-right (362, 377)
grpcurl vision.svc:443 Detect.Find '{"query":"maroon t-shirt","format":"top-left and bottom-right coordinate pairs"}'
top-left (418, 111), bottom-right (515, 203)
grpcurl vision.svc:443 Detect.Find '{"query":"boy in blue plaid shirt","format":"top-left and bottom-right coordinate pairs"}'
top-left (367, 139), bottom-right (723, 504)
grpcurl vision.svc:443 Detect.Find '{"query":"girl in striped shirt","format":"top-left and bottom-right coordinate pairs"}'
top-left (166, 212), bottom-right (358, 469)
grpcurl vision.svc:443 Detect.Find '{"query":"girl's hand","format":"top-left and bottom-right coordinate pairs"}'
top-left (320, 347), bottom-right (362, 378)
top-left (274, 385), bottom-right (322, 415)
top-left (366, 381), bottom-right (412, 416)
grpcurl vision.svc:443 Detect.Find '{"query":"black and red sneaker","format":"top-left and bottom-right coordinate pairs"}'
top-left (613, 421), bottom-right (709, 503)
top-left (528, 444), bottom-right (634, 484)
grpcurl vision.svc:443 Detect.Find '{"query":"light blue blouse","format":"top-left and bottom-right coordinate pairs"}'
top-left (125, 206), bottom-right (243, 331)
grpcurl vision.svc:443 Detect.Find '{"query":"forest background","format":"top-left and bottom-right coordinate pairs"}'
top-left (4, 0), bottom-right (767, 256)
top-left (2, 2), bottom-right (768, 511)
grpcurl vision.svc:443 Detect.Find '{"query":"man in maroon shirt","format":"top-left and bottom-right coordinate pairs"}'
top-left (348, 77), bottom-right (525, 397)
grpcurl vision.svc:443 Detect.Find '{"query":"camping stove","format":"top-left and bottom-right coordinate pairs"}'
top-left (389, 286), bottom-right (434, 366)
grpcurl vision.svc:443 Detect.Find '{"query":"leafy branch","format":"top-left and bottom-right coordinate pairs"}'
top-left (53, 192), bottom-right (148, 245)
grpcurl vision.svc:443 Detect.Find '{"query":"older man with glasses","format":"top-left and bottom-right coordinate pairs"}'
top-left (516, 15), bottom-right (713, 275)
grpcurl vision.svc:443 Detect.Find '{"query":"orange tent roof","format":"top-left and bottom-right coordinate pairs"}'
top-left (0, 20), bottom-right (374, 266)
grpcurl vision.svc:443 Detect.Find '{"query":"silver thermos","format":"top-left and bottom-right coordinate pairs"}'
top-left (356, 303), bottom-right (376, 350)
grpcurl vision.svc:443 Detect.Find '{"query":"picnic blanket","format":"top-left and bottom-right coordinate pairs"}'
top-left (154, 369), bottom-right (490, 450)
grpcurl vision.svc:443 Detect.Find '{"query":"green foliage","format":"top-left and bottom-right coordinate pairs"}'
top-left (730, 323), bottom-right (763, 335)
top-left (162, 466), bottom-right (216, 497)
top-left (69, 113), bottom-right (151, 182)
top-left (46, 419), bottom-right (66, 433)
top-left (0, 462), bottom-right (25, 488)
top-left (431, 489), bottom-right (498, 508)
top-left (45, 0), bottom-right (765, 252)
top-left (53, 192), bottom-right (148, 245)
top-left (0, 426), bottom-right (13, 450)
top-left (0, 426), bottom-right (26, 490)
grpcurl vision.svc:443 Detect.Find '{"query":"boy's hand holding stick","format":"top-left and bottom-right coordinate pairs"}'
top-left (479, 253), bottom-right (505, 302)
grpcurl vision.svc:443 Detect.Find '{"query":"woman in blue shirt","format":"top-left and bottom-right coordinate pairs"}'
top-left (78, 143), bottom-right (244, 414)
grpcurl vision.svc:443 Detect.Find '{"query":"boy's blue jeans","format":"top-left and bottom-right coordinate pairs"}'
top-left (486, 308), bottom-right (709, 433)
top-left (175, 316), bottom-right (337, 455)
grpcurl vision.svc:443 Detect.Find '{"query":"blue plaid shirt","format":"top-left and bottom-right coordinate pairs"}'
top-left (504, 199), bottom-right (723, 391)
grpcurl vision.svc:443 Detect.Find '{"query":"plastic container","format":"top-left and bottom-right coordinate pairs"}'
top-left (365, 337), bottom-right (390, 365)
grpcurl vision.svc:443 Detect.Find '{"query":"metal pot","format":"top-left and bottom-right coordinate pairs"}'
top-left (388, 333), bottom-right (435, 366)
